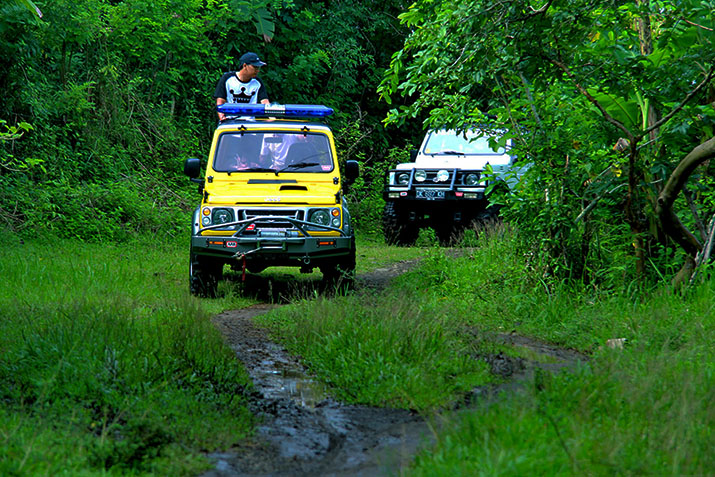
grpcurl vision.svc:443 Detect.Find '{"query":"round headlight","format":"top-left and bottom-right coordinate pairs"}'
top-left (310, 209), bottom-right (330, 225)
top-left (397, 173), bottom-right (410, 185)
top-left (202, 216), bottom-right (211, 226)
top-left (435, 170), bottom-right (450, 182)
top-left (465, 173), bottom-right (479, 185)
top-left (332, 217), bottom-right (340, 227)
top-left (212, 208), bottom-right (233, 224)
top-left (414, 170), bottom-right (427, 182)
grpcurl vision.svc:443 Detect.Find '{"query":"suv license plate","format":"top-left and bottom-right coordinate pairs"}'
top-left (416, 189), bottom-right (445, 200)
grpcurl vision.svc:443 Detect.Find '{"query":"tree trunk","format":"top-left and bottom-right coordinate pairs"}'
top-left (656, 136), bottom-right (715, 285)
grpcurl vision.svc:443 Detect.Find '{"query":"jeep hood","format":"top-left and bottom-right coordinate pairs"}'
top-left (204, 177), bottom-right (340, 205)
top-left (407, 152), bottom-right (514, 169)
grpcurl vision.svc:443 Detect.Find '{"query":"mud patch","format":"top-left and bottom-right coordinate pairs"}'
top-left (205, 264), bottom-right (589, 476)
top-left (355, 259), bottom-right (421, 290)
top-left (462, 331), bottom-right (589, 407)
top-left (206, 305), bottom-right (432, 477)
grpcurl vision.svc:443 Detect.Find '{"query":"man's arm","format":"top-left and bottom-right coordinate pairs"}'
top-left (257, 77), bottom-right (270, 105)
top-left (216, 97), bottom-right (227, 121)
top-left (214, 72), bottom-right (231, 121)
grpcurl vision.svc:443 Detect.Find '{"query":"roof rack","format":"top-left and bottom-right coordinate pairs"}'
top-left (217, 103), bottom-right (334, 118)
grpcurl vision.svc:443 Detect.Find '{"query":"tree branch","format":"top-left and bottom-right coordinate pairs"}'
top-left (656, 136), bottom-right (715, 257)
top-left (643, 65), bottom-right (715, 138)
top-left (528, 0), bottom-right (553, 16)
top-left (548, 57), bottom-right (635, 141)
top-left (683, 187), bottom-right (707, 241)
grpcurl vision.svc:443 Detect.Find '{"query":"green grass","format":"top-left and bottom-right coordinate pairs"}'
top-left (1, 226), bottom-right (712, 475)
top-left (256, 225), bottom-right (713, 475)
top-left (256, 291), bottom-right (494, 410)
top-left (0, 233), bottom-right (256, 475)
top-left (392, 227), bottom-right (715, 475)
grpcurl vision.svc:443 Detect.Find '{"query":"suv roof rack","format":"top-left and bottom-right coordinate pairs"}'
top-left (217, 103), bottom-right (334, 118)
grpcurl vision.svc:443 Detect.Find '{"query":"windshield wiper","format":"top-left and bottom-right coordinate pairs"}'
top-left (434, 150), bottom-right (464, 155)
top-left (275, 162), bottom-right (320, 175)
top-left (240, 167), bottom-right (276, 173)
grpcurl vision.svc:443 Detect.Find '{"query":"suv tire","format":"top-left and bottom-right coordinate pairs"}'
top-left (383, 201), bottom-right (418, 246)
top-left (189, 249), bottom-right (223, 297)
top-left (321, 237), bottom-right (356, 288)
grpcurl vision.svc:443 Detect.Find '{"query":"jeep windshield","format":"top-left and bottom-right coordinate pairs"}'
top-left (423, 129), bottom-right (510, 156)
top-left (212, 131), bottom-right (334, 173)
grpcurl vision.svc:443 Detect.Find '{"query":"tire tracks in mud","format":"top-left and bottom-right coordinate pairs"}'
top-left (202, 261), bottom-right (589, 477)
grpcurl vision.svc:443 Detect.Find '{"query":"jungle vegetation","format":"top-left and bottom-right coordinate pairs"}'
top-left (1, 1), bottom-right (714, 475)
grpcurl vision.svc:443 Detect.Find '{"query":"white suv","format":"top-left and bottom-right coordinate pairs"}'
top-left (383, 127), bottom-right (523, 244)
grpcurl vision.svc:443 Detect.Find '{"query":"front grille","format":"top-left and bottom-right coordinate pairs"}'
top-left (394, 169), bottom-right (483, 187)
top-left (240, 209), bottom-right (304, 229)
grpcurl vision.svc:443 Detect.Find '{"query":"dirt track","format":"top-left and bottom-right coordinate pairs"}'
top-left (201, 261), bottom-right (587, 476)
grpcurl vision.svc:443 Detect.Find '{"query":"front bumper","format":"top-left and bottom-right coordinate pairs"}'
top-left (191, 216), bottom-right (353, 262)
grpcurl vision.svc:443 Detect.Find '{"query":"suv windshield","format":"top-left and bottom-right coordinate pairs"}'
top-left (423, 129), bottom-right (509, 155)
top-left (212, 131), bottom-right (334, 173)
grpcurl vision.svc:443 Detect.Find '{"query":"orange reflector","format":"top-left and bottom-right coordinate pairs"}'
top-left (331, 209), bottom-right (340, 216)
top-left (318, 241), bottom-right (336, 246)
top-left (208, 240), bottom-right (223, 246)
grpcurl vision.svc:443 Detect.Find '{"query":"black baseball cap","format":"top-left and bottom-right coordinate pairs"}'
top-left (240, 52), bottom-right (266, 67)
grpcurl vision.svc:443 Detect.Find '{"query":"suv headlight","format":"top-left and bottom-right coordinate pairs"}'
top-left (212, 208), bottom-right (234, 224)
top-left (435, 170), bottom-right (449, 182)
top-left (414, 170), bottom-right (427, 182)
top-left (465, 173), bottom-right (480, 185)
top-left (309, 209), bottom-right (330, 226)
top-left (201, 207), bottom-right (234, 227)
top-left (397, 173), bottom-right (410, 185)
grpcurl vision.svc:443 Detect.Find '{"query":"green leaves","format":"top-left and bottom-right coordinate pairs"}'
top-left (381, 0), bottom-right (715, 280)
top-left (253, 7), bottom-right (274, 41)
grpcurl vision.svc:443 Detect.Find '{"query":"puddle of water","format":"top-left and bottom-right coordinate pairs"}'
top-left (279, 371), bottom-right (330, 408)
top-left (245, 342), bottom-right (330, 408)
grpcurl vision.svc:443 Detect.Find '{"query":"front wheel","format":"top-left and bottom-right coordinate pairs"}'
top-left (383, 201), bottom-right (418, 246)
top-left (189, 249), bottom-right (223, 297)
top-left (321, 238), bottom-right (356, 289)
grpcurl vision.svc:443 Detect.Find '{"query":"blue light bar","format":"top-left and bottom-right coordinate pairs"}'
top-left (217, 103), bottom-right (334, 118)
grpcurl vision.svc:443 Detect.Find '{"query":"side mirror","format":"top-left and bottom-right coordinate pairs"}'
top-left (184, 158), bottom-right (202, 182)
top-left (409, 149), bottom-right (418, 162)
top-left (344, 160), bottom-right (360, 184)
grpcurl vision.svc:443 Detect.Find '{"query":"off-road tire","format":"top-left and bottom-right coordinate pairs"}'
top-left (320, 237), bottom-right (356, 289)
top-left (383, 201), bottom-right (418, 246)
top-left (436, 222), bottom-right (460, 246)
top-left (189, 249), bottom-right (223, 297)
top-left (474, 204), bottom-right (502, 225)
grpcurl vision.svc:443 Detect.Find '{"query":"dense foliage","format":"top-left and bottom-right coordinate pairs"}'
top-left (0, 0), bottom-right (412, 239)
top-left (2, 0), bottom-right (715, 285)
top-left (381, 0), bottom-right (715, 284)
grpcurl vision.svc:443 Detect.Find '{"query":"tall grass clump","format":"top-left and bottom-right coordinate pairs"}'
top-left (390, 225), bottom-right (714, 475)
top-left (256, 290), bottom-right (493, 410)
top-left (0, 233), bottom-right (255, 475)
top-left (407, 285), bottom-right (714, 475)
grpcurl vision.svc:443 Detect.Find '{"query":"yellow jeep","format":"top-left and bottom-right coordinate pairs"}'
top-left (183, 104), bottom-right (360, 296)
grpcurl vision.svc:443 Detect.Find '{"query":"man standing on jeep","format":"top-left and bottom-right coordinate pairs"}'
top-left (214, 52), bottom-right (270, 122)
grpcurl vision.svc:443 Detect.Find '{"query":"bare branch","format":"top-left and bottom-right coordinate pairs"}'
top-left (683, 19), bottom-right (714, 31)
top-left (643, 65), bottom-right (715, 138)
top-left (528, 0), bottom-right (554, 16)
top-left (548, 57), bottom-right (635, 141)
top-left (657, 136), bottom-right (715, 256)
top-left (690, 214), bottom-right (715, 285)
top-left (683, 187), bottom-right (708, 241)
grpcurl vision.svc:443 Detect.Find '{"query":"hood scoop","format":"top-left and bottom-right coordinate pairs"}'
top-left (280, 185), bottom-right (308, 192)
